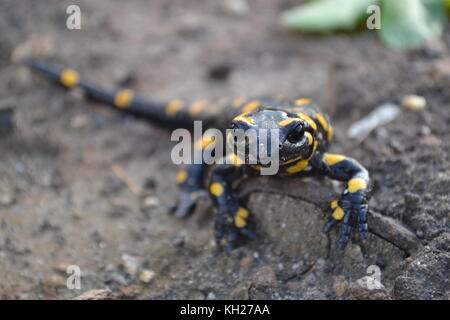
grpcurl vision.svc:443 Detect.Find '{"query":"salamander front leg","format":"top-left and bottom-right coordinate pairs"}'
top-left (209, 162), bottom-right (255, 252)
top-left (317, 153), bottom-right (371, 249)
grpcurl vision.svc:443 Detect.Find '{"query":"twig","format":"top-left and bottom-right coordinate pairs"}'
top-left (112, 164), bottom-right (142, 196)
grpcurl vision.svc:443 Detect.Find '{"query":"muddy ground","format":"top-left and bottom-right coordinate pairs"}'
top-left (0, 0), bottom-right (449, 299)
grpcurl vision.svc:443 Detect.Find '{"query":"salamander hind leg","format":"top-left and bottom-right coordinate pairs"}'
top-left (169, 134), bottom-right (216, 218)
top-left (170, 163), bottom-right (209, 218)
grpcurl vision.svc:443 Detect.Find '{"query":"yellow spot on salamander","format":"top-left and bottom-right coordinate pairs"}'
top-left (232, 96), bottom-right (246, 108)
top-left (281, 155), bottom-right (303, 165)
top-left (295, 98), bottom-right (311, 106)
top-left (60, 69), bottom-right (79, 88)
top-left (316, 113), bottom-right (329, 131)
top-left (234, 216), bottom-right (247, 228)
top-left (305, 132), bottom-right (313, 145)
top-left (317, 112), bottom-right (333, 141)
top-left (210, 182), bottom-right (224, 196)
top-left (278, 118), bottom-right (299, 126)
top-left (297, 113), bottom-right (317, 131)
top-left (188, 100), bottom-right (207, 115)
top-left (327, 125), bottom-right (333, 141)
top-left (195, 135), bottom-right (215, 150)
top-left (332, 207), bottom-right (345, 220)
top-left (176, 170), bottom-right (188, 183)
top-left (312, 140), bottom-right (318, 154)
top-left (228, 153), bottom-right (242, 166)
top-left (166, 99), bottom-right (183, 116)
top-left (242, 100), bottom-right (260, 113)
top-left (114, 89), bottom-right (134, 108)
top-left (348, 178), bottom-right (368, 193)
top-left (236, 207), bottom-right (249, 218)
top-left (331, 200), bottom-right (338, 209)
top-left (286, 159), bottom-right (308, 174)
top-left (234, 113), bottom-right (255, 125)
top-left (324, 154), bottom-right (346, 166)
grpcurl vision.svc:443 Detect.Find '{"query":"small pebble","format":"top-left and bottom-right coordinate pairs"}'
top-left (52, 262), bottom-right (70, 273)
top-left (171, 233), bottom-right (185, 248)
top-left (121, 254), bottom-right (140, 275)
top-left (73, 289), bottom-right (115, 300)
top-left (118, 285), bottom-right (141, 298)
top-left (420, 125), bottom-right (431, 136)
top-left (43, 274), bottom-right (66, 289)
top-left (139, 269), bottom-right (156, 283)
top-left (402, 95), bottom-right (426, 111)
top-left (107, 272), bottom-right (128, 286)
top-left (252, 266), bottom-right (277, 288)
top-left (240, 256), bottom-right (253, 267)
top-left (206, 292), bottom-right (216, 300)
top-left (404, 193), bottom-right (421, 212)
top-left (286, 281), bottom-right (301, 291)
top-left (273, 248), bottom-right (284, 256)
top-left (222, 0), bottom-right (249, 16)
top-left (70, 114), bottom-right (89, 129)
top-left (431, 58), bottom-right (450, 86)
top-left (0, 190), bottom-right (15, 206)
top-left (349, 276), bottom-right (390, 300)
top-left (142, 196), bottom-right (159, 209)
top-left (11, 35), bottom-right (55, 62)
top-left (190, 290), bottom-right (206, 300)
top-left (229, 286), bottom-right (248, 299)
top-left (419, 135), bottom-right (440, 146)
top-left (333, 276), bottom-right (348, 297)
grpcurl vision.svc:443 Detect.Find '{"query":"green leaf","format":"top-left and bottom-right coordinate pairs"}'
top-left (281, 0), bottom-right (379, 33)
top-left (379, 0), bottom-right (446, 50)
top-left (445, 0), bottom-right (450, 15)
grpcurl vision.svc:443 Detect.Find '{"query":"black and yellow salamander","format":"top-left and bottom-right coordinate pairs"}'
top-left (26, 60), bottom-right (371, 252)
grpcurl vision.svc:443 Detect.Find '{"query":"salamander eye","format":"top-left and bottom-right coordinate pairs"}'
top-left (287, 124), bottom-right (305, 143)
top-left (229, 122), bottom-right (237, 129)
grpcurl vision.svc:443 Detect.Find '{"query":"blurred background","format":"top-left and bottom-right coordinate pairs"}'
top-left (0, 0), bottom-right (448, 299)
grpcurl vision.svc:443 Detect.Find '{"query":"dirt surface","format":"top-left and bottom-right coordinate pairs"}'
top-left (0, 0), bottom-right (449, 299)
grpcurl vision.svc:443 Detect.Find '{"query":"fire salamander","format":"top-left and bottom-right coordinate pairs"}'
top-left (26, 60), bottom-right (371, 252)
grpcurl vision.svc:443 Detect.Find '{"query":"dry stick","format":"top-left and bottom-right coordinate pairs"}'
top-left (112, 164), bottom-right (142, 196)
top-left (238, 176), bottom-right (420, 255)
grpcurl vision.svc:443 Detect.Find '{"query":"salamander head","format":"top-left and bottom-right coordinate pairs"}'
top-left (228, 108), bottom-right (316, 166)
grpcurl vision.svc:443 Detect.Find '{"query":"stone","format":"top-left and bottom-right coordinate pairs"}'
top-left (333, 276), bottom-right (348, 297)
top-left (350, 276), bottom-right (390, 300)
top-left (72, 289), bottom-right (115, 300)
top-left (139, 269), bottom-right (156, 283)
